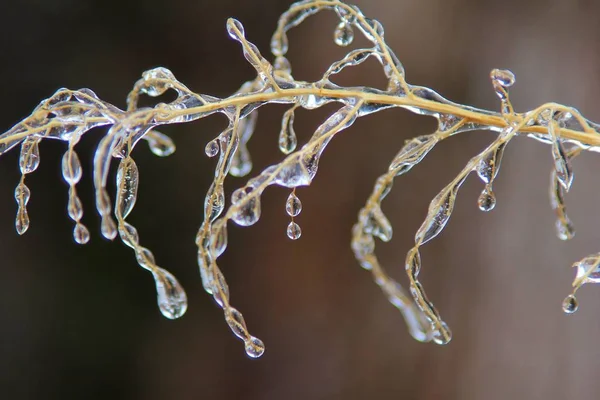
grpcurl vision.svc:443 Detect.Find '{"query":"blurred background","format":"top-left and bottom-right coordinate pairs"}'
top-left (1, 0), bottom-right (600, 399)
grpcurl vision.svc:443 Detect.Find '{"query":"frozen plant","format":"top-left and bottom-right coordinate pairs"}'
top-left (2, 0), bottom-right (600, 357)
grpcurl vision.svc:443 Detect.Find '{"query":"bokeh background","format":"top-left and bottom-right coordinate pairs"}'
top-left (1, 0), bottom-right (600, 399)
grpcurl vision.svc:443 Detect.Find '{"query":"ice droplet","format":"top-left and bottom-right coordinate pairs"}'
top-left (278, 108), bottom-right (297, 154)
top-left (116, 158), bottom-right (139, 219)
top-left (286, 221), bottom-right (302, 240)
top-left (62, 150), bottom-right (82, 184)
top-left (477, 187), bottom-right (496, 212)
top-left (490, 69), bottom-right (515, 88)
top-left (205, 139), bottom-right (219, 158)
top-left (73, 223), bottom-right (90, 244)
top-left (432, 321), bottom-right (452, 345)
top-left (154, 269), bottom-right (188, 319)
top-left (334, 22), bottom-right (354, 46)
top-left (562, 294), bottom-right (578, 314)
top-left (245, 336), bottom-right (265, 358)
top-left (285, 192), bottom-right (302, 217)
top-left (232, 196), bottom-right (261, 226)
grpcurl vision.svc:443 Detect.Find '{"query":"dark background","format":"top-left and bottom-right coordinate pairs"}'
top-left (1, 0), bottom-right (600, 399)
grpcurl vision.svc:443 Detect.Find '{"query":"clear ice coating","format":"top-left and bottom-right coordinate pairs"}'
top-left (2, 0), bottom-right (600, 359)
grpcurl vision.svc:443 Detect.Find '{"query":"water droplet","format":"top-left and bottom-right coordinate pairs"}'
top-left (286, 221), bottom-right (301, 240)
top-left (15, 209), bottom-right (29, 235)
top-left (212, 223), bottom-right (228, 257)
top-left (154, 269), bottom-right (188, 319)
top-left (73, 223), bottom-right (90, 244)
top-left (490, 69), bottom-right (515, 87)
top-left (227, 308), bottom-right (248, 339)
top-left (136, 247), bottom-right (156, 268)
top-left (226, 18), bottom-right (245, 39)
top-left (333, 22), bottom-right (354, 46)
top-left (432, 321), bottom-right (452, 345)
top-left (285, 192), bottom-right (302, 217)
top-left (274, 56), bottom-right (291, 73)
top-left (416, 185), bottom-right (458, 245)
top-left (270, 33), bottom-right (289, 56)
top-left (119, 222), bottom-right (139, 248)
top-left (556, 219), bottom-right (575, 241)
top-left (62, 150), bottom-right (82, 184)
top-left (101, 217), bottom-right (117, 240)
top-left (477, 188), bottom-right (496, 212)
top-left (146, 130), bottom-right (176, 157)
top-left (205, 139), bottom-right (219, 157)
top-left (19, 138), bottom-right (40, 174)
top-left (562, 295), bottom-right (578, 314)
top-left (14, 184), bottom-right (31, 206)
top-left (116, 158), bottom-right (139, 219)
top-left (244, 336), bottom-right (265, 358)
top-left (67, 195), bottom-right (83, 220)
top-left (278, 108), bottom-right (297, 154)
top-left (232, 196), bottom-right (261, 226)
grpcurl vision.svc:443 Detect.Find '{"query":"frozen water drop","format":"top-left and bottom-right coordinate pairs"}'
top-left (278, 107), bottom-right (297, 155)
top-left (333, 22), bottom-right (354, 46)
top-left (286, 221), bottom-right (301, 240)
top-left (14, 184), bottom-right (31, 206)
top-left (226, 18), bottom-right (245, 39)
top-left (432, 322), bottom-right (452, 345)
top-left (490, 69), bottom-right (515, 87)
top-left (73, 223), bottom-right (90, 244)
top-left (19, 139), bottom-right (40, 174)
top-left (556, 219), bottom-right (575, 241)
top-left (101, 217), bottom-right (117, 240)
top-left (285, 192), bottom-right (302, 217)
top-left (232, 196), bottom-right (261, 226)
top-left (116, 158), bottom-right (139, 219)
top-left (155, 270), bottom-right (188, 319)
top-left (205, 139), bottom-right (219, 158)
top-left (15, 209), bottom-right (29, 235)
top-left (477, 188), bottom-right (496, 212)
top-left (62, 150), bottom-right (82, 184)
top-left (245, 336), bottom-right (265, 358)
top-left (562, 295), bottom-right (578, 314)
top-left (274, 56), bottom-right (291, 73)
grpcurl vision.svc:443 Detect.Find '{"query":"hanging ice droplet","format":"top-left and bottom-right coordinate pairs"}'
top-left (73, 223), bottom-right (90, 244)
top-left (62, 150), bottom-right (82, 184)
top-left (432, 321), bottom-right (452, 345)
top-left (279, 108), bottom-right (297, 154)
top-left (19, 139), bottom-right (40, 174)
top-left (490, 69), bottom-right (515, 88)
top-left (562, 294), bottom-right (578, 314)
top-left (477, 187), bottom-right (496, 212)
top-left (154, 269), bottom-right (188, 319)
top-left (116, 158), bottom-right (139, 219)
top-left (226, 18), bottom-right (245, 39)
top-left (15, 209), bottom-right (29, 235)
top-left (14, 184), bottom-right (31, 206)
top-left (244, 336), bottom-right (265, 358)
top-left (285, 192), bottom-right (302, 217)
top-left (333, 22), bottom-right (354, 46)
top-left (101, 217), bottom-right (117, 240)
top-left (205, 138), bottom-right (219, 158)
top-left (556, 218), bottom-right (575, 241)
top-left (287, 221), bottom-right (302, 240)
top-left (274, 56), bottom-right (291, 73)
top-left (232, 196), bottom-right (261, 226)
top-left (146, 130), bottom-right (175, 157)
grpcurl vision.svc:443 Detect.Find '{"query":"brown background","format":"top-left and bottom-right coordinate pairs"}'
top-left (0, 0), bottom-right (599, 399)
